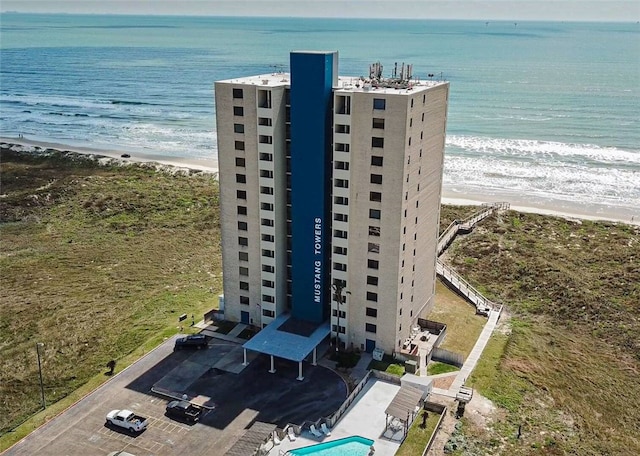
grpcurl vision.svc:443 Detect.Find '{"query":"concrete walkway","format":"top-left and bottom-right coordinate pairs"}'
top-left (447, 308), bottom-right (502, 395)
top-left (194, 320), bottom-right (247, 344)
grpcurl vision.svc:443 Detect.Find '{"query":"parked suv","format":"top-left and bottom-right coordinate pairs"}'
top-left (174, 334), bottom-right (208, 350)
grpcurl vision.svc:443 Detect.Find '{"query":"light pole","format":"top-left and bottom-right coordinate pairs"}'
top-left (36, 342), bottom-right (46, 409)
top-left (332, 283), bottom-right (350, 352)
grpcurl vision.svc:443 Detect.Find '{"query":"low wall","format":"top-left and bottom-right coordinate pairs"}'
top-left (420, 401), bottom-right (447, 456)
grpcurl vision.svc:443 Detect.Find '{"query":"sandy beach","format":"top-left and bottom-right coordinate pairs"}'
top-left (2, 136), bottom-right (637, 226)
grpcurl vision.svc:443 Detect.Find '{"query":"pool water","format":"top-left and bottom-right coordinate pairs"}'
top-left (288, 436), bottom-right (375, 456)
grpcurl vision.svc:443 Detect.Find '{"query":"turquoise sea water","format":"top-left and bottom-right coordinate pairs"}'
top-left (1, 14), bottom-right (639, 215)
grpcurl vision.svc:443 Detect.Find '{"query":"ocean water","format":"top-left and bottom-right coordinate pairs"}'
top-left (1, 14), bottom-right (639, 216)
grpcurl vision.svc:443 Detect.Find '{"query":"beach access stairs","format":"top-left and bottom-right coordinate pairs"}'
top-left (436, 202), bottom-right (509, 315)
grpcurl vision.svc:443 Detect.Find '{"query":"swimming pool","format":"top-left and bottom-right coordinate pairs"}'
top-left (288, 436), bottom-right (375, 456)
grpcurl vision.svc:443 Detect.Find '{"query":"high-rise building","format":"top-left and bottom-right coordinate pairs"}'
top-left (215, 51), bottom-right (448, 360)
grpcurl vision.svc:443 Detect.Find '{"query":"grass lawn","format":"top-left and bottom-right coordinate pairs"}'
top-left (427, 361), bottom-right (459, 376)
top-left (0, 149), bottom-right (222, 439)
top-left (367, 355), bottom-right (405, 376)
top-left (426, 280), bottom-right (487, 358)
top-left (395, 410), bottom-right (441, 456)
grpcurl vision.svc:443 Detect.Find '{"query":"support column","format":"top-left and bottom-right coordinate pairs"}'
top-left (269, 355), bottom-right (276, 374)
top-left (312, 348), bottom-right (317, 366)
top-left (297, 361), bottom-right (304, 381)
top-left (242, 348), bottom-right (248, 366)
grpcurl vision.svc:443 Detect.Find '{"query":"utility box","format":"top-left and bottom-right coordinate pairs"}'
top-left (373, 347), bottom-right (385, 361)
top-left (405, 360), bottom-right (418, 374)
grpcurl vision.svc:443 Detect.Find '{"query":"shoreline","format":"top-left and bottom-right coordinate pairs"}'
top-left (2, 136), bottom-right (637, 226)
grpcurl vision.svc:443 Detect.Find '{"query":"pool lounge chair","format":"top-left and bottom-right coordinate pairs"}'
top-left (321, 422), bottom-right (331, 436)
top-left (273, 431), bottom-right (281, 445)
top-left (310, 424), bottom-right (323, 438)
top-left (287, 426), bottom-right (297, 442)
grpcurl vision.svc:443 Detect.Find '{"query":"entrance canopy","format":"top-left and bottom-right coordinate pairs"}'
top-left (243, 313), bottom-right (330, 362)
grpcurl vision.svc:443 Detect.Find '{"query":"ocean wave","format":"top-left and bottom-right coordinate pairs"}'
top-left (446, 135), bottom-right (640, 165)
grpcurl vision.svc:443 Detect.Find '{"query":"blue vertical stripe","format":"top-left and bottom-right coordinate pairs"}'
top-left (289, 51), bottom-right (336, 323)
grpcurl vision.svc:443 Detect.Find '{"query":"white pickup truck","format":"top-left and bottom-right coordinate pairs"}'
top-left (106, 409), bottom-right (148, 433)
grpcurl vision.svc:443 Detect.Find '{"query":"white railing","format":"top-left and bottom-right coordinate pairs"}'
top-left (436, 260), bottom-right (493, 314)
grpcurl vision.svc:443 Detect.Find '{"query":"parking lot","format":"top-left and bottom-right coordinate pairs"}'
top-left (4, 335), bottom-right (347, 456)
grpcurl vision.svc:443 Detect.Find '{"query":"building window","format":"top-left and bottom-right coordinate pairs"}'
top-left (335, 161), bottom-right (349, 170)
top-left (262, 308), bottom-right (275, 317)
top-left (333, 278), bottom-right (347, 288)
top-left (370, 174), bottom-right (383, 184)
top-left (235, 157), bottom-right (246, 167)
top-left (335, 143), bottom-right (350, 152)
top-left (370, 191), bottom-right (382, 202)
top-left (369, 209), bottom-right (381, 220)
top-left (262, 233), bottom-right (274, 242)
top-left (335, 179), bottom-right (349, 188)
top-left (233, 106), bottom-right (244, 116)
top-left (334, 229), bottom-right (348, 239)
top-left (422, 112), bottom-right (425, 122)
top-left (232, 88), bottom-right (244, 99)
top-left (238, 237), bottom-right (248, 246)
top-left (261, 202), bottom-right (274, 211)
top-left (262, 264), bottom-right (275, 273)
top-left (258, 117), bottom-right (273, 126)
top-left (239, 281), bottom-right (249, 291)
top-left (260, 186), bottom-right (274, 195)
top-left (237, 221), bottom-right (248, 231)
top-left (335, 196), bottom-right (349, 205)
top-left (372, 118), bottom-right (385, 129)
top-left (367, 276), bottom-right (378, 286)
top-left (334, 246), bottom-right (347, 255)
top-left (234, 140), bottom-right (245, 150)
top-left (240, 296), bottom-right (250, 305)
top-left (236, 174), bottom-right (246, 184)
top-left (368, 259), bottom-right (379, 270)
top-left (366, 307), bottom-right (378, 318)
top-left (334, 213), bottom-right (348, 222)
top-left (259, 152), bottom-right (273, 161)
top-left (262, 279), bottom-right (274, 288)
top-left (236, 190), bottom-right (247, 200)
top-left (371, 137), bottom-right (384, 148)
top-left (261, 218), bottom-right (274, 227)
top-left (369, 226), bottom-right (380, 237)
top-left (260, 170), bottom-right (274, 178)
top-left (239, 252), bottom-right (249, 261)
top-left (237, 206), bottom-right (247, 215)
top-left (258, 89), bottom-right (272, 108)
top-left (373, 98), bottom-right (386, 110)
top-left (259, 135), bottom-right (273, 144)
top-left (410, 118), bottom-right (413, 128)
top-left (262, 249), bottom-right (275, 258)
top-left (333, 262), bottom-right (347, 272)
top-left (336, 95), bottom-right (351, 114)
top-left (368, 242), bottom-right (380, 253)
top-left (234, 123), bottom-right (244, 134)
top-left (365, 323), bottom-right (377, 333)
top-left (408, 137), bottom-right (412, 146)
top-left (371, 156), bottom-right (383, 166)
top-left (336, 124), bottom-right (350, 134)
top-left (239, 266), bottom-right (249, 276)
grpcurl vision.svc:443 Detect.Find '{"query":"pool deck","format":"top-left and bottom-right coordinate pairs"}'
top-left (269, 378), bottom-right (402, 456)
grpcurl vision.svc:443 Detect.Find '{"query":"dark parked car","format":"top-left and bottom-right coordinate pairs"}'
top-left (165, 400), bottom-right (203, 423)
top-left (174, 334), bottom-right (207, 350)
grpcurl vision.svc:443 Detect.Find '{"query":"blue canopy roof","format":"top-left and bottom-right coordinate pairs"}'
top-left (242, 313), bottom-right (330, 362)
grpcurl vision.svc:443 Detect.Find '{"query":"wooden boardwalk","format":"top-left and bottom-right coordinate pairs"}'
top-left (436, 202), bottom-right (509, 316)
